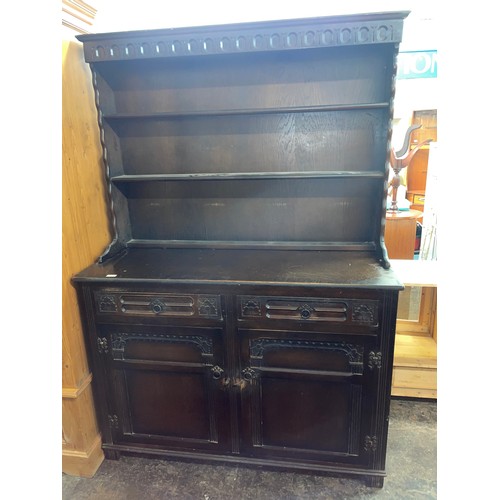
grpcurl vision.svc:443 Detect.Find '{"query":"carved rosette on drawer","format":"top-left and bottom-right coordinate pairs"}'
top-left (95, 292), bottom-right (222, 319)
top-left (97, 294), bottom-right (118, 312)
top-left (351, 301), bottom-right (379, 326)
top-left (240, 297), bottom-right (263, 318)
top-left (238, 296), bottom-right (378, 326)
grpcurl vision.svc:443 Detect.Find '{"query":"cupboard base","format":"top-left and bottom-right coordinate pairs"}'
top-left (103, 449), bottom-right (121, 460)
top-left (101, 443), bottom-right (387, 487)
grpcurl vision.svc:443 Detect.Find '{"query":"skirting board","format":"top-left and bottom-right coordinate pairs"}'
top-left (62, 434), bottom-right (104, 478)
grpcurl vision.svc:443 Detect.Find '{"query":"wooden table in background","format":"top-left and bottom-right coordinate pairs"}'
top-left (385, 209), bottom-right (423, 260)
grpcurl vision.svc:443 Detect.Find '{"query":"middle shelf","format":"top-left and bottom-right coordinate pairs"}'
top-left (101, 106), bottom-right (389, 176)
top-left (109, 175), bottom-right (385, 244)
top-left (111, 171), bottom-right (386, 183)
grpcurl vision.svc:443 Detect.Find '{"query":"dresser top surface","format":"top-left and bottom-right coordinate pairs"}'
top-left (73, 248), bottom-right (402, 289)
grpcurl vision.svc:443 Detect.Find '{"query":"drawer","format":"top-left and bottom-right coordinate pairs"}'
top-left (238, 296), bottom-right (379, 327)
top-left (94, 291), bottom-right (222, 320)
top-left (409, 193), bottom-right (425, 205)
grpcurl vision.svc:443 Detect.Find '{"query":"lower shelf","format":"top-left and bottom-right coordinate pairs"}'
top-left (389, 262), bottom-right (437, 399)
top-left (392, 334), bottom-right (437, 398)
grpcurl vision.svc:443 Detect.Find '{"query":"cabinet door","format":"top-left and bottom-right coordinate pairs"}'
top-left (238, 329), bottom-right (379, 467)
top-left (99, 325), bottom-right (230, 453)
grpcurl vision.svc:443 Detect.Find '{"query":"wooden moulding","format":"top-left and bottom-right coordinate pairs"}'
top-left (62, 372), bottom-right (93, 399)
top-left (62, 380), bottom-right (104, 478)
top-left (62, 436), bottom-right (104, 479)
top-left (63, 39), bottom-right (112, 477)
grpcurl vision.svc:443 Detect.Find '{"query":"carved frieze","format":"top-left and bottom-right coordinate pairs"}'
top-left (110, 332), bottom-right (213, 360)
top-left (250, 338), bottom-right (364, 374)
top-left (79, 15), bottom-right (405, 63)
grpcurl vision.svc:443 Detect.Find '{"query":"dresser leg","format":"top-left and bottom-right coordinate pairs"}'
top-left (103, 449), bottom-right (121, 460)
top-left (366, 476), bottom-right (384, 488)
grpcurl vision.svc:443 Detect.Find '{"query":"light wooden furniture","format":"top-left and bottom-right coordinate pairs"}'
top-left (385, 209), bottom-right (422, 260)
top-left (390, 260), bottom-right (437, 399)
top-left (62, 38), bottom-right (110, 477)
top-left (406, 110), bottom-right (437, 212)
top-left (406, 190), bottom-right (426, 211)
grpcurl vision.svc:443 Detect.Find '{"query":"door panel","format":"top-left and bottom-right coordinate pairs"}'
top-left (238, 329), bottom-right (377, 465)
top-left (124, 368), bottom-right (214, 440)
top-left (100, 325), bottom-right (230, 452)
top-left (259, 375), bottom-right (361, 453)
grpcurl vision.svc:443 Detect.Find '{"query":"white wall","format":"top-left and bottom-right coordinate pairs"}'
top-left (91, 1), bottom-right (436, 36)
top-left (393, 9), bottom-right (437, 148)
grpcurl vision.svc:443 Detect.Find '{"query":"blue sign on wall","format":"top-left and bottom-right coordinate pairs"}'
top-left (397, 50), bottom-right (437, 79)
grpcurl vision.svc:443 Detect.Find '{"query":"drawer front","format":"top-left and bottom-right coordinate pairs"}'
top-left (238, 296), bottom-right (379, 327)
top-left (409, 193), bottom-right (425, 205)
top-left (95, 291), bottom-right (222, 320)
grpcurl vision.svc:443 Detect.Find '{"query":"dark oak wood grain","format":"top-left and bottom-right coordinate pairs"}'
top-left (73, 11), bottom-right (408, 488)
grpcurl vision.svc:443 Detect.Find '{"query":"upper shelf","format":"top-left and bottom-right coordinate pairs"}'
top-left (102, 103), bottom-right (391, 120)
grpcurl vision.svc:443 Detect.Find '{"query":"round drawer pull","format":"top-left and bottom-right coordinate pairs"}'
top-left (211, 366), bottom-right (224, 380)
top-left (299, 306), bottom-right (313, 319)
top-left (242, 368), bottom-right (257, 381)
top-left (150, 299), bottom-right (165, 314)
